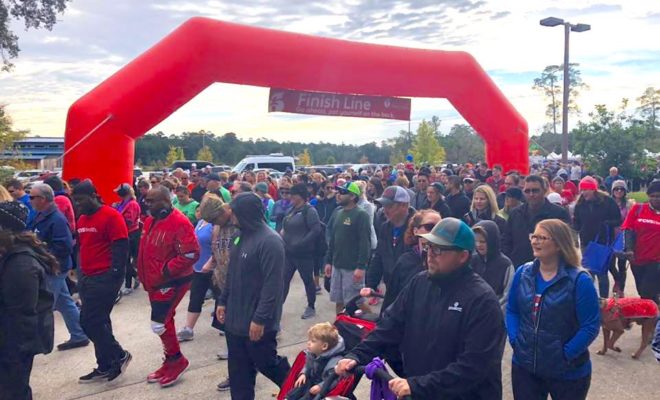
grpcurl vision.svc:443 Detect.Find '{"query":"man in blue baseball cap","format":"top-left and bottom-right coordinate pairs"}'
top-left (336, 218), bottom-right (505, 399)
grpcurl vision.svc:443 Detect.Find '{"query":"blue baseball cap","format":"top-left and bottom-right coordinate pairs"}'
top-left (419, 217), bottom-right (475, 252)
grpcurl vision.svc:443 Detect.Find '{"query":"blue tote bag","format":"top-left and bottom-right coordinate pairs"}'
top-left (582, 228), bottom-right (613, 274)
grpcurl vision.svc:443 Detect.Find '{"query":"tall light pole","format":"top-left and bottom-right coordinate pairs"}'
top-left (540, 17), bottom-right (590, 163)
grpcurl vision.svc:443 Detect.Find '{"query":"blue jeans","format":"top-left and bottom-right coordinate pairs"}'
top-left (653, 319), bottom-right (660, 362)
top-left (47, 273), bottom-right (88, 342)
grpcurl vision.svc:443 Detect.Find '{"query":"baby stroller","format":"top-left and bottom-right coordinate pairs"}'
top-left (277, 294), bottom-right (382, 400)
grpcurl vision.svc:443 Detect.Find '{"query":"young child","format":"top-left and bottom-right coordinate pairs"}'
top-left (286, 322), bottom-right (345, 400)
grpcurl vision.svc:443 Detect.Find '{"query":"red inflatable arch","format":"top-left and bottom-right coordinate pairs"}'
top-left (63, 17), bottom-right (528, 201)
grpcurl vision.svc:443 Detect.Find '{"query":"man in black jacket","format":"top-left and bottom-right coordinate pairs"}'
top-left (502, 175), bottom-right (571, 268)
top-left (446, 176), bottom-right (471, 220)
top-left (367, 186), bottom-right (414, 294)
top-left (216, 193), bottom-right (290, 400)
top-left (336, 218), bottom-right (505, 399)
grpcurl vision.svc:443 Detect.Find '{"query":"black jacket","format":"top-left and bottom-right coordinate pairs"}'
top-left (462, 209), bottom-right (507, 234)
top-left (348, 266), bottom-right (505, 400)
top-left (0, 246), bottom-right (54, 357)
top-left (366, 207), bottom-right (415, 290)
top-left (471, 220), bottom-right (514, 310)
top-left (282, 204), bottom-right (321, 257)
top-left (502, 200), bottom-right (571, 268)
top-left (315, 195), bottom-right (339, 225)
top-left (446, 192), bottom-right (471, 220)
top-left (220, 193), bottom-right (285, 336)
top-left (381, 250), bottom-right (424, 312)
top-left (573, 195), bottom-right (621, 247)
top-left (425, 197), bottom-right (452, 218)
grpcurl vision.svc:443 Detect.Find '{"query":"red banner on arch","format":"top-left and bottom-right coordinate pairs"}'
top-left (268, 88), bottom-right (411, 121)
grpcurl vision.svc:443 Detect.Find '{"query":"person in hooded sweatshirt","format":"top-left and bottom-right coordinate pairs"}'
top-left (472, 220), bottom-right (514, 312)
top-left (336, 218), bottom-right (505, 400)
top-left (216, 192), bottom-right (290, 400)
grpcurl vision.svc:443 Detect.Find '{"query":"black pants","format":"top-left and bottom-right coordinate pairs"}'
top-left (226, 331), bottom-right (290, 400)
top-left (631, 262), bottom-right (660, 304)
top-left (0, 352), bottom-right (34, 400)
top-left (511, 363), bottom-right (590, 400)
top-left (609, 255), bottom-right (627, 293)
top-left (125, 230), bottom-right (141, 288)
top-left (282, 255), bottom-right (316, 309)
top-left (187, 271), bottom-right (213, 313)
top-left (79, 268), bottom-right (126, 371)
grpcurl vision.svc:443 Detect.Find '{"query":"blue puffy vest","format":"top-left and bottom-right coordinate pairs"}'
top-left (512, 261), bottom-right (589, 378)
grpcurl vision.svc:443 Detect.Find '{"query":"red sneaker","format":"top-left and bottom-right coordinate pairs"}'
top-left (159, 356), bottom-right (189, 387)
top-left (147, 361), bottom-right (169, 383)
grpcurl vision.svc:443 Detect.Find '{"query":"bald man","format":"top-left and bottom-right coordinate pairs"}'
top-left (138, 186), bottom-right (200, 387)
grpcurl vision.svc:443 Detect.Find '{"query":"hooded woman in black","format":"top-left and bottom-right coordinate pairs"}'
top-left (471, 220), bottom-right (514, 312)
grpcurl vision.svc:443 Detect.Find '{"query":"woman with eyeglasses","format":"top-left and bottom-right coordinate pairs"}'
top-left (271, 180), bottom-right (292, 233)
top-left (609, 180), bottom-right (634, 297)
top-left (507, 219), bottom-right (600, 400)
top-left (573, 176), bottom-right (621, 298)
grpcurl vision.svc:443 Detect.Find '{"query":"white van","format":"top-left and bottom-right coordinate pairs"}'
top-left (232, 154), bottom-right (295, 174)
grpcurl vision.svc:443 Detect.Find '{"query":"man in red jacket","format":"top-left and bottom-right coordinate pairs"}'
top-left (138, 186), bottom-right (200, 388)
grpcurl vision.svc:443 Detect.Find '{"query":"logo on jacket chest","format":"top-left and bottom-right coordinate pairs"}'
top-left (448, 302), bottom-right (463, 312)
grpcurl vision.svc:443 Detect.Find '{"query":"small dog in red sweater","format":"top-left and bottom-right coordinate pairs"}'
top-left (597, 296), bottom-right (658, 359)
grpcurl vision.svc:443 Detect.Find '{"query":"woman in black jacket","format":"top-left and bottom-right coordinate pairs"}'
top-left (463, 184), bottom-right (507, 234)
top-left (425, 182), bottom-right (451, 218)
top-left (0, 201), bottom-right (57, 400)
top-left (573, 176), bottom-right (622, 298)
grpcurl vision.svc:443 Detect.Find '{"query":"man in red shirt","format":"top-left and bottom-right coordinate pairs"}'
top-left (72, 180), bottom-right (131, 383)
top-left (486, 165), bottom-right (505, 193)
top-left (138, 186), bottom-right (200, 387)
top-left (623, 180), bottom-right (660, 304)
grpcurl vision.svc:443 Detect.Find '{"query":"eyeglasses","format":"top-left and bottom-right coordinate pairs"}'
top-left (416, 223), bottom-right (436, 232)
top-left (423, 243), bottom-right (460, 256)
top-left (529, 234), bottom-right (552, 242)
top-left (613, 188), bottom-right (625, 192)
top-left (523, 188), bottom-right (542, 194)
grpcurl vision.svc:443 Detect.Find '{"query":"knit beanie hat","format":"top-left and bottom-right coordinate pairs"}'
top-left (578, 176), bottom-right (598, 191)
top-left (611, 180), bottom-right (627, 193)
top-left (0, 201), bottom-right (28, 232)
top-left (254, 182), bottom-right (269, 194)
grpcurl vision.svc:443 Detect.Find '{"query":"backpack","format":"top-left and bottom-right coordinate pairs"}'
top-left (302, 204), bottom-right (328, 259)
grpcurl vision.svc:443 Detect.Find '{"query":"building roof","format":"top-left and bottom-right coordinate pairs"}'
top-left (14, 137), bottom-right (65, 144)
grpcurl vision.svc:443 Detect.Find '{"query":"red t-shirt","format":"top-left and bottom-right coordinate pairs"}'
top-left (621, 203), bottom-right (660, 264)
top-left (77, 205), bottom-right (129, 275)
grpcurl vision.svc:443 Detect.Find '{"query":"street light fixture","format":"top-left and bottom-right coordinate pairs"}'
top-left (540, 17), bottom-right (590, 163)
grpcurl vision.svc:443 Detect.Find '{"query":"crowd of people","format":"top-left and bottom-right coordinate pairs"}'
top-left (0, 159), bottom-right (658, 400)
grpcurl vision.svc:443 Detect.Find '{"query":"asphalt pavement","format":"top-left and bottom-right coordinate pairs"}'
top-left (31, 269), bottom-right (659, 399)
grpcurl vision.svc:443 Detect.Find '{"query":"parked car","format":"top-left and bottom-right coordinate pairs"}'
top-left (232, 154), bottom-right (295, 174)
top-left (170, 160), bottom-right (215, 171)
top-left (13, 169), bottom-right (42, 183)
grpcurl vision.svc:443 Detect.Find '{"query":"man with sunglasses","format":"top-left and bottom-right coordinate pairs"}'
top-left (5, 179), bottom-right (36, 224)
top-left (315, 180), bottom-right (339, 225)
top-left (502, 175), bottom-right (570, 268)
top-left (336, 218), bottom-right (505, 399)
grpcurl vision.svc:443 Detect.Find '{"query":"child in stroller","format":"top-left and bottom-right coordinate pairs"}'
top-left (285, 323), bottom-right (345, 399)
top-left (278, 295), bottom-right (380, 400)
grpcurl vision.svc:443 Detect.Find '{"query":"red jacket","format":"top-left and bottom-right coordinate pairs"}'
top-left (54, 195), bottom-right (76, 233)
top-left (138, 208), bottom-right (200, 291)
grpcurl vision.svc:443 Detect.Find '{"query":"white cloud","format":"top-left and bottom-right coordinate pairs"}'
top-left (1, 0), bottom-right (659, 144)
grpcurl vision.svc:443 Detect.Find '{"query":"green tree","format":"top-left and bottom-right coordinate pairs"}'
top-left (572, 104), bottom-right (649, 177)
top-left (165, 145), bottom-right (184, 166)
top-left (533, 64), bottom-right (588, 134)
top-left (325, 155), bottom-right (336, 164)
top-left (440, 124), bottom-right (484, 163)
top-left (637, 86), bottom-right (660, 137)
top-left (1, 0), bottom-right (71, 71)
top-left (196, 145), bottom-right (214, 162)
top-left (411, 120), bottom-right (445, 165)
top-left (0, 105), bottom-right (27, 151)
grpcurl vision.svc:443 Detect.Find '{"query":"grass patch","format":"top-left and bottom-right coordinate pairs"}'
top-left (629, 192), bottom-right (648, 203)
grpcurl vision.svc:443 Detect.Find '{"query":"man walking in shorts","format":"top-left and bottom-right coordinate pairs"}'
top-left (324, 182), bottom-right (372, 314)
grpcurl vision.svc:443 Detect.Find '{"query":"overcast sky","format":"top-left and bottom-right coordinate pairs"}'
top-left (1, 0), bottom-right (658, 144)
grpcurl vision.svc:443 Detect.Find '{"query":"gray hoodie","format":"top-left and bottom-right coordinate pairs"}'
top-left (303, 335), bottom-right (346, 387)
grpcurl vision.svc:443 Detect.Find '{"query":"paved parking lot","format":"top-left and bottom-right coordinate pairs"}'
top-left (31, 271), bottom-right (659, 399)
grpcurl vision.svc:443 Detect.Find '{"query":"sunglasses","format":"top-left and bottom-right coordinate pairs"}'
top-left (29, 195), bottom-right (43, 200)
top-left (150, 181), bottom-right (158, 184)
top-left (523, 188), bottom-right (542, 194)
top-left (613, 188), bottom-right (626, 192)
top-left (279, 190), bottom-right (290, 194)
top-left (325, 186), bottom-right (334, 190)
top-left (416, 223), bottom-right (436, 232)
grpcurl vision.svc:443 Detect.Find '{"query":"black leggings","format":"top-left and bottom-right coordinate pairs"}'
top-left (631, 262), bottom-right (660, 304)
top-left (187, 271), bottom-right (213, 313)
top-left (282, 255), bottom-right (316, 309)
top-left (609, 255), bottom-right (627, 293)
top-left (125, 230), bottom-right (141, 288)
top-left (512, 363), bottom-right (590, 400)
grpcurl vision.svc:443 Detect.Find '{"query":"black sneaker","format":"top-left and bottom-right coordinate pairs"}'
top-left (57, 339), bottom-right (90, 351)
top-left (79, 369), bottom-right (109, 384)
top-left (107, 351), bottom-right (132, 381)
top-left (216, 377), bottom-right (230, 391)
